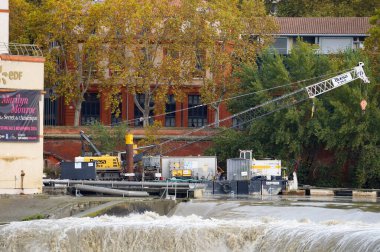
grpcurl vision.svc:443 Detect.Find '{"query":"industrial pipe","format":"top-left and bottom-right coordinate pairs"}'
top-left (43, 179), bottom-right (206, 189)
top-left (74, 184), bottom-right (149, 197)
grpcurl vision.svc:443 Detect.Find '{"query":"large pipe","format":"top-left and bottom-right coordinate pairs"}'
top-left (74, 184), bottom-right (149, 197)
top-left (43, 179), bottom-right (206, 189)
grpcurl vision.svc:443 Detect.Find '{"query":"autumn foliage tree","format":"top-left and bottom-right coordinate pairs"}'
top-left (196, 0), bottom-right (278, 127)
top-left (102, 0), bottom-right (196, 127)
top-left (31, 0), bottom-right (107, 126)
top-left (101, 0), bottom-right (278, 127)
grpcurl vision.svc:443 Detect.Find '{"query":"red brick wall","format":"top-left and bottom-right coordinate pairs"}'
top-left (44, 127), bottom-right (215, 163)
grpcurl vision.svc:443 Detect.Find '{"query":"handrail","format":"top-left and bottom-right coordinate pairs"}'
top-left (0, 42), bottom-right (43, 57)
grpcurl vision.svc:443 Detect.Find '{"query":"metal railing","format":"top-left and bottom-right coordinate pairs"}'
top-left (0, 42), bottom-right (43, 57)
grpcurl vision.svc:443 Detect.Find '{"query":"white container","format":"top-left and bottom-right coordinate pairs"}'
top-left (251, 159), bottom-right (281, 177)
top-left (161, 156), bottom-right (217, 180)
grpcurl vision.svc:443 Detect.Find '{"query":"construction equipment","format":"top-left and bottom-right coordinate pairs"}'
top-left (161, 156), bottom-right (217, 181)
top-left (225, 150), bottom-right (286, 195)
top-left (74, 131), bottom-right (124, 179)
top-left (74, 131), bottom-right (155, 180)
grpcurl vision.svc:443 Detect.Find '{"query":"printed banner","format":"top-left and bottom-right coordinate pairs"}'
top-left (0, 90), bottom-right (40, 142)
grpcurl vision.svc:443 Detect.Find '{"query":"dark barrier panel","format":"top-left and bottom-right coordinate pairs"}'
top-left (213, 180), bottom-right (238, 194)
top-left (237, 180), bottom-right (249, 195)
top-left (61, 162), bottom-right (96, 180)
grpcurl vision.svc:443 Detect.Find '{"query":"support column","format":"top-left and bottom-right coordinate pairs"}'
top-left (122, 89), bottom-right (127, 121)
top-left (183, 95), bottom-right (189, 127)
top-left (175, 101), bottom-right (182, 127)
top-left (127, 93), bottom-right (135, 126)
top-left (125, 131), bottom-right (134, 180)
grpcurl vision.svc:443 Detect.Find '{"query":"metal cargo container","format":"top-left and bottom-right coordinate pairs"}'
top-left (161, 156), bottom-right (217, 180)
top-left (227, 158), bottom-right (251, 181)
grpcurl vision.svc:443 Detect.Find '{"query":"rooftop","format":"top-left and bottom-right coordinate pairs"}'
top-left (275, 17), bottom-right (371, 35)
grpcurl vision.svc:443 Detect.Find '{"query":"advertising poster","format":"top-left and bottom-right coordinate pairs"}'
top-left (0, 90), bottom-right (40, 142)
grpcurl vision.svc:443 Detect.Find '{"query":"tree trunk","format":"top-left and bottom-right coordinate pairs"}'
top-left (214, 106), bottom-right (220, 128)
top-left (143, 109), bottom-right (150, 127)
top-left (143, 93), bottom-right (151, 127)
top-left (73, 100), bottom-right (82, 127)
top-left (133, 94), bottom-right (152, 127)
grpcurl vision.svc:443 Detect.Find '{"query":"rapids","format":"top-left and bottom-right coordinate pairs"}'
top-left (1, 198), bottom-right (380, 252)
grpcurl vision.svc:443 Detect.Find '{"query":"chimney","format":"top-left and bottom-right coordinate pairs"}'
top-left (0, 0), bottom-right (9, 54)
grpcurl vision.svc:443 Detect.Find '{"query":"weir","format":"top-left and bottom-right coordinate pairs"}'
top-left (0, 199), bottom-right (380, 252)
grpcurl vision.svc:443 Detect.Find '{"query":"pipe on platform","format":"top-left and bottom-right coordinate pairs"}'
top-left (74, 184), bottom-right (149, 197)
top-left (44, 179), bottom-right (206, 189)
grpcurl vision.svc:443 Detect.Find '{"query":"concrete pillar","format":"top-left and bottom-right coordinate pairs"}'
top-left (309, 189), bottom-right (334, 196)
top-left (352, 191), bottom-right (377, 198)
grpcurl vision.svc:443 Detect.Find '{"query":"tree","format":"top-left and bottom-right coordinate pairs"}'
top-left (102, 0), bottom-right (196, 127)
top-left (365, 8), bottom-right (380, 83)
top-left (88, 122), bottom-right (128, 153)
top-left (9, 0), bottom-right (32, 43)
top-left (210, 39), bottom-right (380, 188)
top-left (31, 0), bottom-right (108, 126)
top-left (274, 0), bottom-right (378, 17)
top-left (198, 0), bottom-right (278, 127)
top-left (103, 0), bottom-right (278, 128)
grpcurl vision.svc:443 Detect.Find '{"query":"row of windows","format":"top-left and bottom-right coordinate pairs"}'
top-left (271, 36), bottom-right (366, 55)
top-left (44, 94), bottom-right (208, 127)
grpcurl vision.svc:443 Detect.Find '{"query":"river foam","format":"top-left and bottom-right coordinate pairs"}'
top-left (1, 210), bottom-right (380, 252)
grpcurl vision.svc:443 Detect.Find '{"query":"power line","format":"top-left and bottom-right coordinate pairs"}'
top-left (109, 68), bottom-right (350, 126)
top-left (139, 64), bottom-right (361, 154)
top-left (159, 96), bottom-right (310, 155)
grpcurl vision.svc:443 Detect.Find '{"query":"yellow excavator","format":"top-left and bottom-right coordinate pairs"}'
top-left (74, 131), bottom-right (145, 180)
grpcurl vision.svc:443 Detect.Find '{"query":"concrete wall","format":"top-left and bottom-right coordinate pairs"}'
top-left (0, 57), bottom-right (44, 194)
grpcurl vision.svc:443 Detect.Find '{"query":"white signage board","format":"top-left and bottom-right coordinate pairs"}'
top-left (0, 61), bottom-right (44, 90)
top-left (332, 72), bottom-right (353, 87)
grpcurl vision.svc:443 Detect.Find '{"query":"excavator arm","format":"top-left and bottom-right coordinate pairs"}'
top-left (80, 130), bottom-right (102, 156)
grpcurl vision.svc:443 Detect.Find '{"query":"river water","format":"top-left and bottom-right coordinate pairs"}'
top-left (1, 196), bottom-right (380, 252)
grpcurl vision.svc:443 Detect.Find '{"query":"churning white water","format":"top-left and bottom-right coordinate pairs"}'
top-left (1, 198), bottom-right (380, 252)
